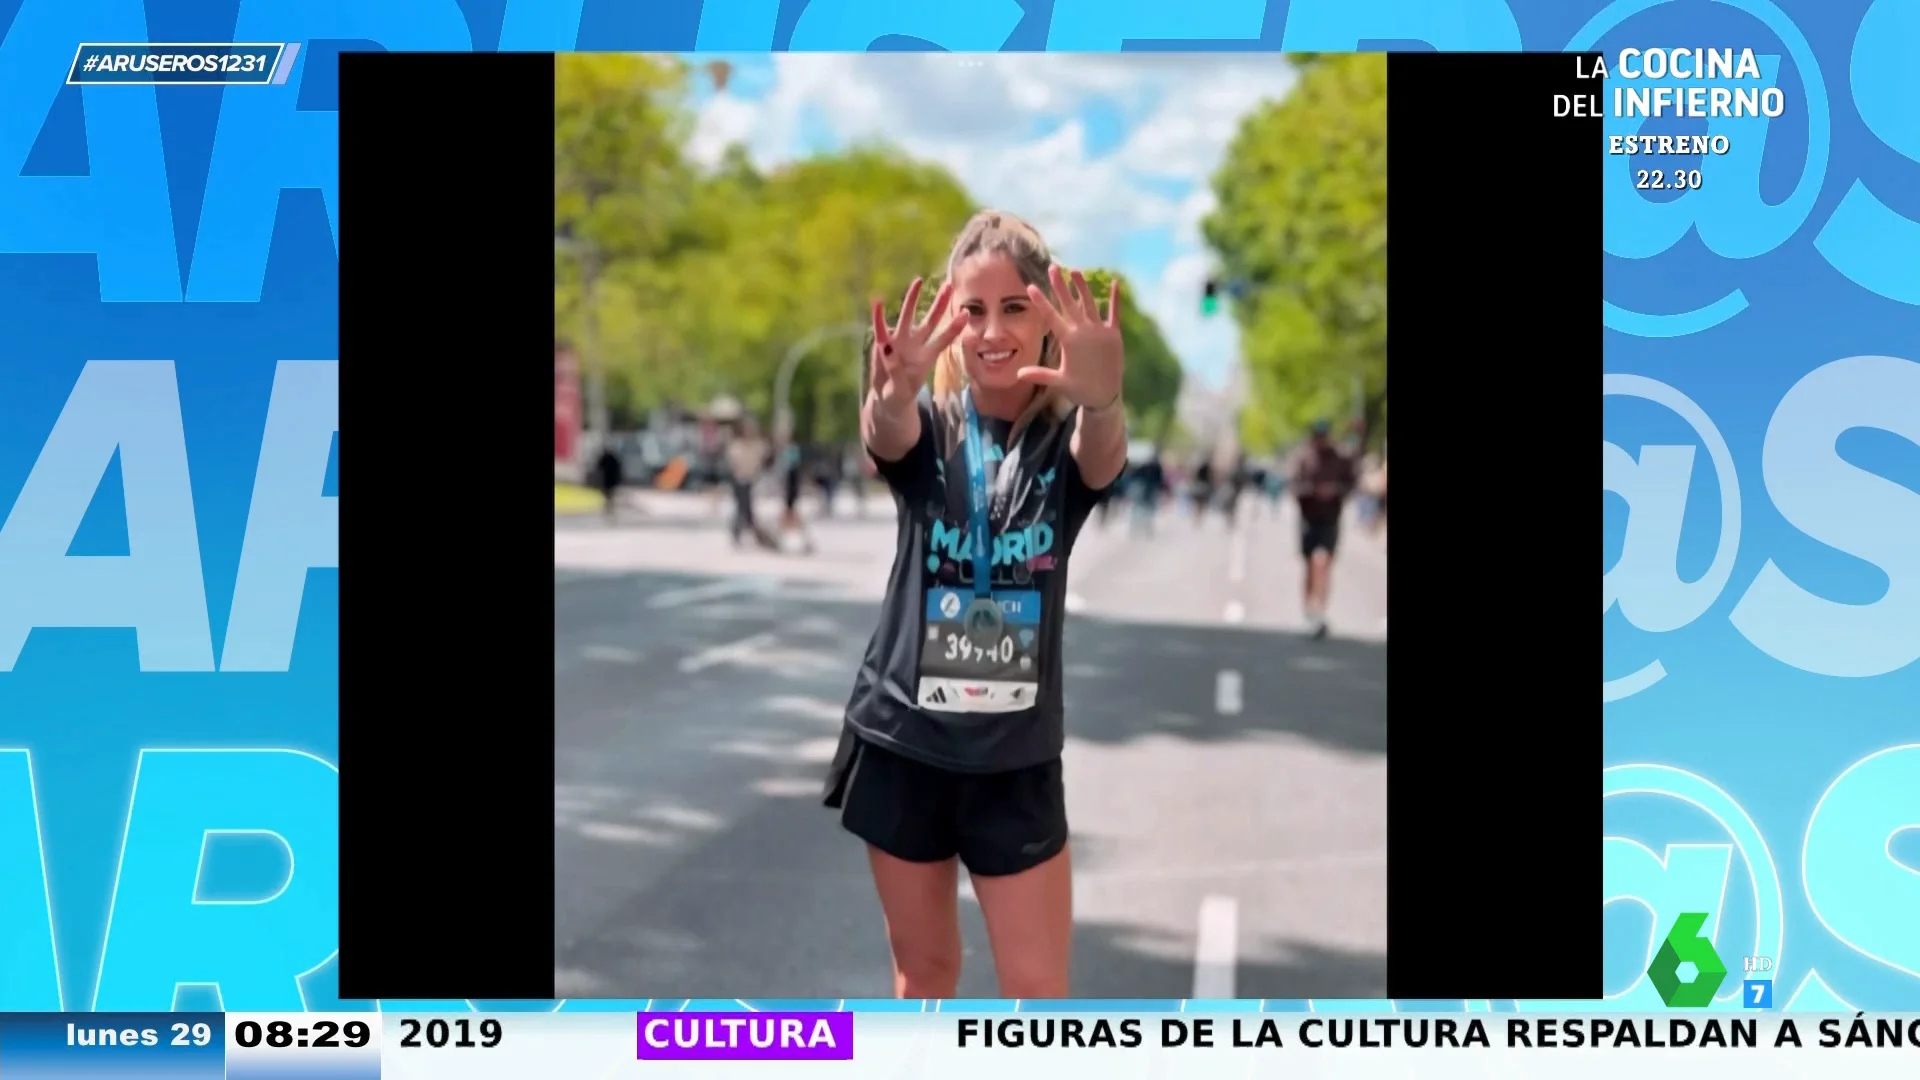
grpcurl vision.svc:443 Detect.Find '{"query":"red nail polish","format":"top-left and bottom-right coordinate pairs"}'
top-left (883, 344), bottom-right (893, 356)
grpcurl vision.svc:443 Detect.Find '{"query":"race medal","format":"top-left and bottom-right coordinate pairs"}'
top-left (963, 596), bottom-right (1004, 648)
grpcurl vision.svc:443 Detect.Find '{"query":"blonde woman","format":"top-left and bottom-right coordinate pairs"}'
top-left (823, 211), bottom-right (1127, 999)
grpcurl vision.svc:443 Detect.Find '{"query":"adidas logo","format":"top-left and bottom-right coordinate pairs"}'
top-left (927, 686), bottom-right (948, 705)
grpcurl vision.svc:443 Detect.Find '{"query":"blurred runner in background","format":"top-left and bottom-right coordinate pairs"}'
top-left (595, 443), bottom-right (624, 522)
top-left (1128, 449), bottom-right (1168, 538)
top-left (1287, 418), bottom-right (1357, 638)
top-left (814, 444), bottom-right (844, 518)
top-left (1222, 450), bottom-right (1249, 528)
top-left (1355, 451), bottom-right (1380, 530)
top-left (727, 419), bottom-right (775, 549)
top-left (779, 442), bottom-right (818, 554)
top-left (1189, 458), bottom-right (1214, 523)
top-left (1263, 458), bottom-right (1286, 515)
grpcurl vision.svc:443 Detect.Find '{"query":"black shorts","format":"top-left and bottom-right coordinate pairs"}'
top-left (1301, 518), bottom-right (1340, 558)
top-left (823, 731), bottom-right (1067, 878)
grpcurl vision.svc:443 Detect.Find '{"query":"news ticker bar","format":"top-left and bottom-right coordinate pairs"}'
top-left (66, 43), bottom-right (296, 85)
top-left (3, 1012), bottom-right (1919, 1079)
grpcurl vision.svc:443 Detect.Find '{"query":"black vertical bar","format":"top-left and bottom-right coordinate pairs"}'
top-left (1384, 51), bottom-right (1602, 1000)
top-left (337, 52), bottom-right (557, 1001)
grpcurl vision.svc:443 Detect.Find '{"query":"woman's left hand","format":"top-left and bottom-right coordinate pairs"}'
top-left (1019, 266), bottom-right (1125, 411)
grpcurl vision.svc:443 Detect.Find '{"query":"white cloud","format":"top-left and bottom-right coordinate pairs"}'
top-left (683, 54), bottom-right (1297, 390)
top-left (684, 92), bottom-right (762, 166)
top-left (1174, 186), bottom-right (1217, 249)
top-left (1118, 62), bottom-right (1296, 180)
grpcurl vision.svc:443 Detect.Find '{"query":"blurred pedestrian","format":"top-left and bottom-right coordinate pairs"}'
top-left (594, 443), bottom-right (623, 522)
top-left (1287, 418), bottom-right (1357, 638)
top-left (1221, 451), bottom-right (1248, 527)
top-left (814, 444), bottom-right (843, 518)
top-left (1190, 458), bottom-right (1214, 522)
top-left (1128, 450), bottom-right (1167, 538)
top-left (726, 419), bottom-right (774, 549)
top-left (778, 442), bottom-right (817, 554)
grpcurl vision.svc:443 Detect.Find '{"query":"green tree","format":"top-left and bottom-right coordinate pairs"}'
top-left (554, 53), bottom-right (693, 258)
top-left (554, 54), bottom-right (697, 425)
top-left (1204, 53), bottom-right (1386, 452)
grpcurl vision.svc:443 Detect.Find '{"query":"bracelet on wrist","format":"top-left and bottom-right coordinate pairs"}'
top-left (1084, 391), bottom-right (1123, 416)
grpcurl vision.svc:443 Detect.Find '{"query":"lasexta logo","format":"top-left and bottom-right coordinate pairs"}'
top-left (1648, 913), bottom-right (1728, 1008)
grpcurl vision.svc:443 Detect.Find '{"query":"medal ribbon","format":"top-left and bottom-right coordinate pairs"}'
top-left (960, 389), bottom-right (994, 600)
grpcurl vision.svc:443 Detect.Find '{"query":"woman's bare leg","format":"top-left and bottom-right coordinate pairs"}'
top-left (866, 847), bottom-right (964, 998)
top-left (972, 845), bottom-right (1073, 998)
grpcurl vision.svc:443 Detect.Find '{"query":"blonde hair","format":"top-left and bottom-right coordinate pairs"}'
top-left (931, 210), bottom-right (1074, 450)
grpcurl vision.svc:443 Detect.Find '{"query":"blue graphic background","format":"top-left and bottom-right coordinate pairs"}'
top-left (1, 0), bottom-right (1916, 1016)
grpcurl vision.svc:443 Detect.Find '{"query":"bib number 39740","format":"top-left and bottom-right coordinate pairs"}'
top-left (917, 587), bottom-right (1042, 713)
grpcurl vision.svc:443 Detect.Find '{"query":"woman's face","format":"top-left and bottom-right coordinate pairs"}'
top-left (950, 252), bottom-right (1045, 393)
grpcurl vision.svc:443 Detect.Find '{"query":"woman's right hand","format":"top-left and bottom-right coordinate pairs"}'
top-left (870, 278), bottom-right (963, 402)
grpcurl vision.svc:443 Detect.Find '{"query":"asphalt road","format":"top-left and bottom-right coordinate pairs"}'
top-left (554, 488), bottom-right (1386, 1001)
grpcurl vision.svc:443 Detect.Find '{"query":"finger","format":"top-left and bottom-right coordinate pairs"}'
top-left (893, 278), bottom-right (925, 337)
top-left (871, 299), bottom-right (893, 347)
top-left (1046, 265), bottom-right (1077, 324)
top-left (925, 310), bottom-right (966, 356)
top-left (1069, 270), bottom-right (1095, 320)
top-left (1015, 365), bottom-right (1068, 388)
top-left (914, 281), bottom-right (954, 335)
top-left (1026, 284), bottom-right (1070, 335)
top-left (1103, 278), bottom-right (1121, 327)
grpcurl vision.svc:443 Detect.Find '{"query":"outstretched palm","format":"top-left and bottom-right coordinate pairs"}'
top-left (1018, 265), bottom-right (1125, 410)
top-left (870, 278), bottom-right (963, 401)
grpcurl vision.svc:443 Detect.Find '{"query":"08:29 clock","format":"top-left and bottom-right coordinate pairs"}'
top-left (234, 1019), bottom-right (371, 1049)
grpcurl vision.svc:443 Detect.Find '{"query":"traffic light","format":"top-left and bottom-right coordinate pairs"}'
top-left (1201, 279), bottom-right (1220, 317)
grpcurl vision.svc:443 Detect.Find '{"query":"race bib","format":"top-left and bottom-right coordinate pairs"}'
top-left (916, 587), bottom-right (1042, 713)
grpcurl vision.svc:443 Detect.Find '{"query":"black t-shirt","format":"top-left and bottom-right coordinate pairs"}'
top-left (844, 392), bottom-right (1105, 773)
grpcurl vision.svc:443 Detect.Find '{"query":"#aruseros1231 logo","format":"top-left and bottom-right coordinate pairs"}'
top-left (67, 43), bottom-right (290, 86)
top-left (1649, 913), bottom-right (1729, 1008)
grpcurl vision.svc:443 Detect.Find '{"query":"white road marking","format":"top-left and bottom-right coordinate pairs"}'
top-left (1228, 528), bottom-right (1247, 584)
top-left (647, 576), bottom-right (777, 610)
top-left (1065, 592), bottom-right (1088, 614)
top-left (1215, 670), bottom-right (1243, 715)
top-left (1193, 894), bottom-right (1240, 999)
top-left (1223, 601), bottom-right (1245, 624)
top-left (678, 632), bottom-right (779, 673)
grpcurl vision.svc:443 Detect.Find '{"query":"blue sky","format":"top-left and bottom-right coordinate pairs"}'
top-left (680, 54), bottom-right (1299, 390)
